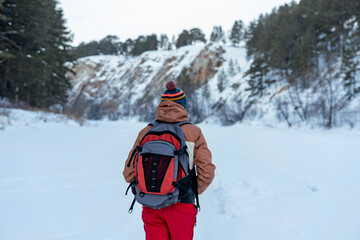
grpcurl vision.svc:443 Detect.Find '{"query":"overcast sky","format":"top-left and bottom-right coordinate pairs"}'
top-left (58, 0), bottom-right (297, 46)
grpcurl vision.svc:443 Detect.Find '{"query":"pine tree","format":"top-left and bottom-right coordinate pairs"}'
top-left (229, 20), bottom-right (244, 47)
top-left (98, 35), bottom-right (120, 55)
top-left (130, 34), bottom-right (157, 56)
top-left (159, 34), bottom-right (170, 50)
top-left (176, 30), bottom-right (191, 48)
top-left (245, 56), bottom-right (273, 97)
top-left (131, 35), bottom-right (146, 56)
top-left (176, 28), bottom-right (206, 48)
top-left (121, 38), bottom-right (135, 56)
top-left (171, 35), bottom-right (176, 48)
top-left (292, 23), bottom-right (317, 89)
top-left (27, 0), bottom-right (73, 106)
top-left (228, 59), bottom-right (236, 77)
top-left (0, 0), bottom-right (73, 107)
top-left (189, 28), bottom-right (206, 44)
top-left (202, 83), bottom-right (210, 99)
top-left (145, 34), bottom-right (158, 52)
top-left (71, 41), bottom-right (99, 58)
top-left (72, 35), bottom-right (123, 58)
top-left (341, 18), bottom-right (360, 99)
top-left (0, 0), bottom-right (14, 59)
top-left (0, 0), bottom-right (5, 19)
top-left (210, 25), bottom-right (225, 43)
top-left (217, 69), bottom-right (228, 92)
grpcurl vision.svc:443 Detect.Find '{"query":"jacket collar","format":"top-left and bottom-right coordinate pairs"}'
top-left (155, 100), bottom-right (189, 123)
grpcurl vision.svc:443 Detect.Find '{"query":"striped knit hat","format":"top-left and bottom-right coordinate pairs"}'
top-left (161, 81), bottom-right (187, 109)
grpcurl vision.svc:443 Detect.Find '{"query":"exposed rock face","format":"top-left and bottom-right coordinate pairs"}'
top-left (66, 44), bottom-right (225, 121)
top-left (187, 44), bottom-right (224, 86)
top-left (66, 43), bottom-right (360, 127)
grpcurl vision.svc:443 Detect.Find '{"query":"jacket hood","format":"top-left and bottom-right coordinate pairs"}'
top-left (156, 100), bottom-right (189, 123)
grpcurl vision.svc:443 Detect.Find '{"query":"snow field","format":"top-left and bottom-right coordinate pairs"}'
top-left (0, 117), bottom-right (359, 240)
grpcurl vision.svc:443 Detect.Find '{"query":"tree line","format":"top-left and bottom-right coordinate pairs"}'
top-left (243, 0), bottom-right (360, 127)
top-left (0, 0), bottom-right (72, 109)
top-left (71, 23), bottom-right (245, 58)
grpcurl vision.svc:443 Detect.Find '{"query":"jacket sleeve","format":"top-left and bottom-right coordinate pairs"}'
top-left (193, 128), bottom-right (215, 194)
top-left (123, 126), bottom-right (150, 183)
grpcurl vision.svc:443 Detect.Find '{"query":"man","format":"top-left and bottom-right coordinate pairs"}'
top-left (123, 81), bottom-right (215, 240)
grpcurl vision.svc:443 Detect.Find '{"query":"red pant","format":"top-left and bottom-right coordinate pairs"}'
top-left (142, 203), bottom-right (198, 240)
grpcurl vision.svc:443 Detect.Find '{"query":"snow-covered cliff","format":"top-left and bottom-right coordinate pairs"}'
top-left (66, 43), bottom-right (360, 128)
top-left (66, 43), bottom-right (223, 121)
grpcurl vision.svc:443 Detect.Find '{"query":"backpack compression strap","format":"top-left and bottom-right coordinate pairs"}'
top-left (126, 145), bottom-right (142, 168)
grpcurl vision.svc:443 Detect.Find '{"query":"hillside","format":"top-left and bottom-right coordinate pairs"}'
top-left (66, 43), bottom-right (360, 128)
top-left (66, 43), bottom-right (223, 121)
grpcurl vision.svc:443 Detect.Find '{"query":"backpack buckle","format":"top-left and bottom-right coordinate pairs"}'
top-left (125, 179), bottom-right (138, 195)
top-left (174, 146), bottom-right (187, 155)
top-left (167, 193), bottom-right (173, 199)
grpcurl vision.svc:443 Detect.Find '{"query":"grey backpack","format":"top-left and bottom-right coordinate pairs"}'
top-left (126, 121), bottom-right (199, 212)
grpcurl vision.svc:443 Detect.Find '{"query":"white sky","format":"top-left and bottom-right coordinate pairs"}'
top-left (58, 0), bottom-right (297, 46)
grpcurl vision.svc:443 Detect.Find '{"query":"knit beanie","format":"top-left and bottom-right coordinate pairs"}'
top-left (161, 81), bottom-right (187, 109)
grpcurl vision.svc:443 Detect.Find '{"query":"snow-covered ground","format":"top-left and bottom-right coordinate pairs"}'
top-left (0, 110), bottom-right (359, 240)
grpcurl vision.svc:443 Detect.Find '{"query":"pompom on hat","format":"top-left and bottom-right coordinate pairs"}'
top-left (161, 81), bottom-right (187, 109)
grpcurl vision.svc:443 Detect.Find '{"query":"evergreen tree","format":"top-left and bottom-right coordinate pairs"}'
top-left (202, 83), bottom-right (210, 99)
top-left (228, 59), bottom-right (236, 77)
top-left (131, 34), bottom-right (158, 56)
top-left (0, 0), bottom-right (5, 20)
top-left (293, 25), bottom-right (317, 88)
top-left (245, 16), bottom-right (271, 58)
top-left (71, 41), bottom-right (99, 59)
top-left (171, 35), bottom-right (176, 48)
top-left (210, 25), bottom-right (226, 43)
top-left (229, 20), bottom-right (244, 46)
top-left (0, 0), bottom-right (14, 59)
top-left (316, 0), bottom-right (356, 56)
top-left (72, 34), bottom-right (121, 58)
top-left (0, 0), bottom-right (73, 107)
top-left (176, 30), bottom-right (192, 48)
top-left (144, 34), bottom-right (158, 51)
top-left (245, 56), bottom-right (274, 97)
top-left (341, 18), bottom-right (360, 99)
top-left (130, 35), bottom-right (145, 56)
top-left (121, 38), bottom-right (135, 56)
top-left (98, 35), bottom-right (120, 55)
top-left (189, 28), bottom-right (206, 44)
top-left (41, 1), bottom-right (73, 106)
top-left (159, 34), bottom-right (170, 50)
top-left (217, 69), bottom-right (228, 92)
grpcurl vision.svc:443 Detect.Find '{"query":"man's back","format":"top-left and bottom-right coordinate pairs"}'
top-left (123, 100), bottom-right (215, 195)
top-left (123, 81), bottom-right (215, 240)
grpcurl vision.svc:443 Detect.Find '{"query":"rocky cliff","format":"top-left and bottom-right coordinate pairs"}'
top-left (66, 43), bottom-right (360, 128)
top-left (66, 43), bottom-right (225, 122)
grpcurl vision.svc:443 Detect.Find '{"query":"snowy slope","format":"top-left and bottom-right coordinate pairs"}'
top-left (1, 110), bottom-right (359, 240)
top-left (66, 43), bottom-right (360, 128)
top-left (0, 108), bottom-right (83, 130)
top-left (66, 44), bottom-right (216, 121)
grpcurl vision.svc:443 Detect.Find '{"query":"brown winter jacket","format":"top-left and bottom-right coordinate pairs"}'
top-left (123, 100), bottom-right (215, 194)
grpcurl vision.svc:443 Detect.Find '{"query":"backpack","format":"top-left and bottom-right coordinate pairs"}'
top-left (125, 121), bottom-right (200, 213)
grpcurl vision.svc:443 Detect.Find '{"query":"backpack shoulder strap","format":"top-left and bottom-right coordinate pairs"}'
top-left (148, 121), bottom-right (160, 128)
top-left (176, 121), bottom-right (192, 127)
